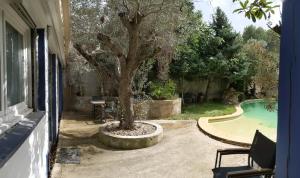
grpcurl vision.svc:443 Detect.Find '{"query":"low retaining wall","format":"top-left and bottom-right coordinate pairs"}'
top-left (148, 98), bottom-right (182, 119)
top-left (70, 97), bottom-right (183, 120)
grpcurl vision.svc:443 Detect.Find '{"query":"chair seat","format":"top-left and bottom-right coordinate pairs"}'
top-left (212, 166), bottom-right (262, 178)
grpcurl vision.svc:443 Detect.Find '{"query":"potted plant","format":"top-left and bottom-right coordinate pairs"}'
top-left (148, 80), bottom-right (182, 119)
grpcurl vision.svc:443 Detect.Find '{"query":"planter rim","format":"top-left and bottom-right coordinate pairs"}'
top-left (100, 121), bottom-right (163, 139)
top-left (150, 98), bottom-right (182, 102)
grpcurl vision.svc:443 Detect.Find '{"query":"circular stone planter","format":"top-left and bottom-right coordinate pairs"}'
top-left (98, 121), bottom-right (163, 149)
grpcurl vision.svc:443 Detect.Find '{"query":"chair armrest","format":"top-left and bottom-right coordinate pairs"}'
top-left (227, 168), bottom-right (274, 178)
top-left (215, 148), bottom-right (250, 168)
top-left (217, 148), bottom-right (250, 155)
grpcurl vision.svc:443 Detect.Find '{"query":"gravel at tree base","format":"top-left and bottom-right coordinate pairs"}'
top-left (104, 122), bottom-right (156, 136)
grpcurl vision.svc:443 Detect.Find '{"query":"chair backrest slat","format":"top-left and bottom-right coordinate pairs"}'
top-left (249, 130), bottom-right (276, 169)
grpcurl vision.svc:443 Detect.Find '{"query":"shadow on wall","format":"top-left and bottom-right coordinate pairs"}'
top-left (177, 78), bottom-right (229, 101)
top-left (64, 46), bottom-right (117, 112)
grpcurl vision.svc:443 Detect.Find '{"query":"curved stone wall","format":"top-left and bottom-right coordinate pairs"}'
top-left (99, 121), bottom-right (163, 149)
top-left (148, 98), bottom-right (182, 119)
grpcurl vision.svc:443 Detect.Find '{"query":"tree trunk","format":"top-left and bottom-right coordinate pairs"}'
top-left (118, 22), bottom-right (140, 130)
top-left (118, 75), bottom-right (135, 129)
top-left (204, 77), bottom-right (212, 102)
top-left (181, 75), bottom-right (184, 105)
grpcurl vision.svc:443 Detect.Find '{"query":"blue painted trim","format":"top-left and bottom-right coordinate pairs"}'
top-left (276, 0), bottom-right (300, 177)
top-left (58, 60), bottom-right (63, 118)
top-left (0, 111), bottom-right (45, 168)
top-left (37, 29), bottom-right (46, 111)
top-left (49, 55), bottom-right (57, 143)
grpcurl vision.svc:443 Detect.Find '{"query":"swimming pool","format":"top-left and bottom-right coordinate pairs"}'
top-left (241, 100), bottom-right (277, 128)
top-left (198, 99), bottom-right (278, 144)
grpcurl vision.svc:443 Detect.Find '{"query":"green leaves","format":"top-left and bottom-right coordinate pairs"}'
top-left (232, 0), bottom-right (280, 23)
top-left (171, 7), bottom-right (243, 83)
top-left (240, 0), bottom-right (249, 9)
top-left (149, 80), bottom-right (176, 100)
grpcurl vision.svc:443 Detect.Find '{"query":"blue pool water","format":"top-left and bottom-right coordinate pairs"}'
top-left (241, 100), bottom-right (278, 128)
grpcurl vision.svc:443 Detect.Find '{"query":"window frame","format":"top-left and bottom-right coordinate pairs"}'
top-left (0, 10), bottom-right (3, 116)
top-left (0, 5), bottom-right (32, 132)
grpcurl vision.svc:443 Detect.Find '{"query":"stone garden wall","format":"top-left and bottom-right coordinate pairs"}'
top-left (177, 79), bottom-right (229, 101)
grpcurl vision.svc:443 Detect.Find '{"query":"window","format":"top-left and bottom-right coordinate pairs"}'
top-left (0, 6), bottom-right (32, 133)
top-left (6, 22), bottom-right (25, 107)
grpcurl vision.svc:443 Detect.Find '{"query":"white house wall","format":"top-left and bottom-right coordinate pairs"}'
top-left (46, 0), bottom-right (65, 64)
top-left (0, 115), bottom-right (49, 178)
top-left (22, 0), bottom-right (65, 64)
top-left (21, 0), bottom-right (50, 28)
top-left (0, 0), bottom-right (66, 177)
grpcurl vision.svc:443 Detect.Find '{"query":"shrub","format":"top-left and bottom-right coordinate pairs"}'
top-left (149, 80), bottom-right (176, 100)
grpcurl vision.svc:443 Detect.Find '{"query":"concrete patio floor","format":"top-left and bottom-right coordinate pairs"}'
top-left (51, 113), bottom-right (248, 178)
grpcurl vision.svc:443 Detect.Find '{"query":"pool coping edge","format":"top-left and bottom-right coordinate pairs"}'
top-left (205, 105), bottom-right (244, 123)
top-left (197, 118), bottom-right (251, 147)
top-left (197, 99), bottom-right (277, 147)
top-left (197, 101), bottom-right (252, 147)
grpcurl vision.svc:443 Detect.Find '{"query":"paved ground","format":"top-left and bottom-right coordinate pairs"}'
top-left (51, 113), bottom-right (247, 178)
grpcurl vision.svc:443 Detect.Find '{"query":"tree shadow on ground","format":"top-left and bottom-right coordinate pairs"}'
top-left (59, 132), bottom-right (122, 153)
top-left (62, 112), bottom-right (94, 121)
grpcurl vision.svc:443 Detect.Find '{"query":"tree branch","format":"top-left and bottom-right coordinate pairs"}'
top-left (97, 32), bottom-right (127, 70)
top-left (97, 33), bottom-right (125, 58)
top-left (267, 24), bottom-right (281, 35)
top-left (128, 42), bottom-right (161, 78)
top-left (122, 0), bottom-right (130, 13)
top-left (118, 12), bottom-right (132, 29)
top-left (73, 43), bottom-right (120, 84)
top-left (118, 11), bottom-right (143, 28)
top-left (142, 0), bottom-right (165, 17)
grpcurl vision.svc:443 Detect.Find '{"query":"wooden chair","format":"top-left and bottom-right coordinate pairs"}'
top-left (212, 130), bottom-right (276, 178)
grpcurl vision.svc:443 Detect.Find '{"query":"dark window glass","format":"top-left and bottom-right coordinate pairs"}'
top-left (6, 22), bottom-right (24, 106)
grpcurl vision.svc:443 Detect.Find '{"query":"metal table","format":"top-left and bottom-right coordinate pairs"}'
top-left (90, 96), bottom-right (105, 122)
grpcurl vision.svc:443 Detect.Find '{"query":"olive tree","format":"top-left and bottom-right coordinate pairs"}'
top-left (73, 0), bottom-right (187, 129)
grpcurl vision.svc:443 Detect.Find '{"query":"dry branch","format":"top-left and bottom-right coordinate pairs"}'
top-left (73, 43), bottom-right (119, 84)
top-left (97, 33), bottom-right (127, 69)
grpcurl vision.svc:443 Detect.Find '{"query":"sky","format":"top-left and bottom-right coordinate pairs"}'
top-left (193, 0), bottom-right (282, 33)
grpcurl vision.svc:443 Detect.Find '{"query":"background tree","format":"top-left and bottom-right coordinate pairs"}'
top-left (234, 0), bottom-right (280, 107)
top-left (170, 11), bottom-right (212, 100)
top-left (265, 29), bottom-right (280, 53)
top-left (70, 0), bottom-right (119, 95)
top-left (243, 25), bottom-right (267, 42)
top-left (210, 7), bottom-right (240, 59)
top-left (239, 24), bottom-right (280, 97)
top-left (171, 7), bottom-right (247, 101)
top-left (242, 25), bottom-right (280, 52)
top-left (240, 39), bottom-right (278, 97)
top-left (73, 0), bottom-right (188, 129)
